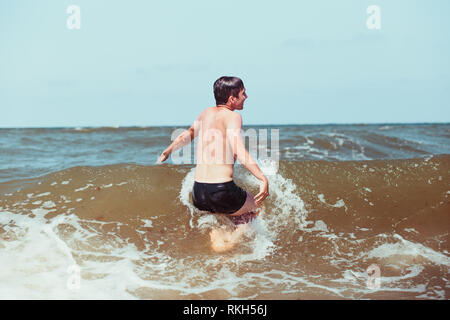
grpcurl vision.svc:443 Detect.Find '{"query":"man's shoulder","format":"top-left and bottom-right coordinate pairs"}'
top-left (199, 107), bottom-right (241, 124)
top-left (229, 111), bottom-right (242, 121)
top-left (225, 112), bottom-right (242, 129)
top-left (201, 107), bottom-right (241, 117)
top-left (199, 106), bottom-right (217, 116)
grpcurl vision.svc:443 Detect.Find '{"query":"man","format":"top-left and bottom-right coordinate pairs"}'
top-left (158, 76), bottom-right (269, 218)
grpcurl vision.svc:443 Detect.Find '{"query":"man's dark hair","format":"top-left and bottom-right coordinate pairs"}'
top-left (213, 76), bottom-right (244, 105)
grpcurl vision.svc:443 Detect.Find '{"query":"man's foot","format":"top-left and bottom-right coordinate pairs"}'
top-left (210, 225), bottom-right (247, 253)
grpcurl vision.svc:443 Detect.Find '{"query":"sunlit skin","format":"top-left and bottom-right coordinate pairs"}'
top-left (209, 224), bottom-right (248, 253)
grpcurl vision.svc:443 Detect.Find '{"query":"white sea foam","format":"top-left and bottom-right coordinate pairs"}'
top-left (35, 192), bottom-right (51, 198)
top-left (336, 266), bottom-right (428, 296)
top-left (366, 234), bottom-right (450, 266)
top-left (141, 219), bottom-right (153, 228)
top-left (42, 201), bottom-right (56, 208)
top-left (0, 209), bottom-right (83, 299)
top-left (0, 206), bottom-right (180, 299)
top-left (318, 194), bottom-right (348, 213)
top-left (307, 220), bottom-right (329, 233)
top-left (251, 167), bottom-right (308, 231)
top-left (75, 184), bottom-right (94, 192)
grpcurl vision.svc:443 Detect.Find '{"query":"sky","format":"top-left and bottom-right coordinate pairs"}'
top-left (1, 0), bottom-right (449, 127)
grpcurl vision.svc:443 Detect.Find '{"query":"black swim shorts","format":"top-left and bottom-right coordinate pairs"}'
top-left (192, 180), bottom-right (247, 214)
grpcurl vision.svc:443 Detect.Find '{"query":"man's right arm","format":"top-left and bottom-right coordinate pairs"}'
top-left (227, 113), bottom-right (269, 205)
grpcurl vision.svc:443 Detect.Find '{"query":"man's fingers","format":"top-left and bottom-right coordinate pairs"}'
top-left (254, 191), bottom-right (269, 205)
top-left (255, 195), bottom-right (267, 206)
top-left (157, 153), bottom-right (167, 163)
top-left (254, 192), bottom-right (265, 200)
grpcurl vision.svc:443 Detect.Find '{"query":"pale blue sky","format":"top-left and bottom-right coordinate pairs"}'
top-left (1, 0), bottom-right (449, 127)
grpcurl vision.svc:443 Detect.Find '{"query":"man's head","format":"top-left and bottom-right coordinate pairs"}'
top-left (213, 76), bottom-right (247, 110)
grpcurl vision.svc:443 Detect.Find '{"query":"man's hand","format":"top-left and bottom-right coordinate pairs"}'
top-left (254, 176), bottom-right (269, 206)
top-left (156, 151), bottom-right (169, 164)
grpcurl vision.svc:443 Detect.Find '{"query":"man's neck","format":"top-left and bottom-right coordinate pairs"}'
top-left (216, 104), bottom-right (234, 111)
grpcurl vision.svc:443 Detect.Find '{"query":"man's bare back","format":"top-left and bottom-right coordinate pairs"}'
top-left (194, 106), bottom-right (240, 183)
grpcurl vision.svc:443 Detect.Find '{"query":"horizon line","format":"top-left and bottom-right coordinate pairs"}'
top-left (0, 121), bottom-right (449, 129)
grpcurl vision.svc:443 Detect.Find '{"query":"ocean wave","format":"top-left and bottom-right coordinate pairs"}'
top-left (0, 156), bottom-right (448, 299)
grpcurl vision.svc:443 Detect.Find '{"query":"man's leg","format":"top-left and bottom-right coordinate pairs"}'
top-left (209, 192), bottom-right (260, 252)
top-left (228, 191), bottom-right (260, 217)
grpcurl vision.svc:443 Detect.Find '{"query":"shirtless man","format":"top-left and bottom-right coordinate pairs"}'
top-left (157, 76), bottom-right (269, 217)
